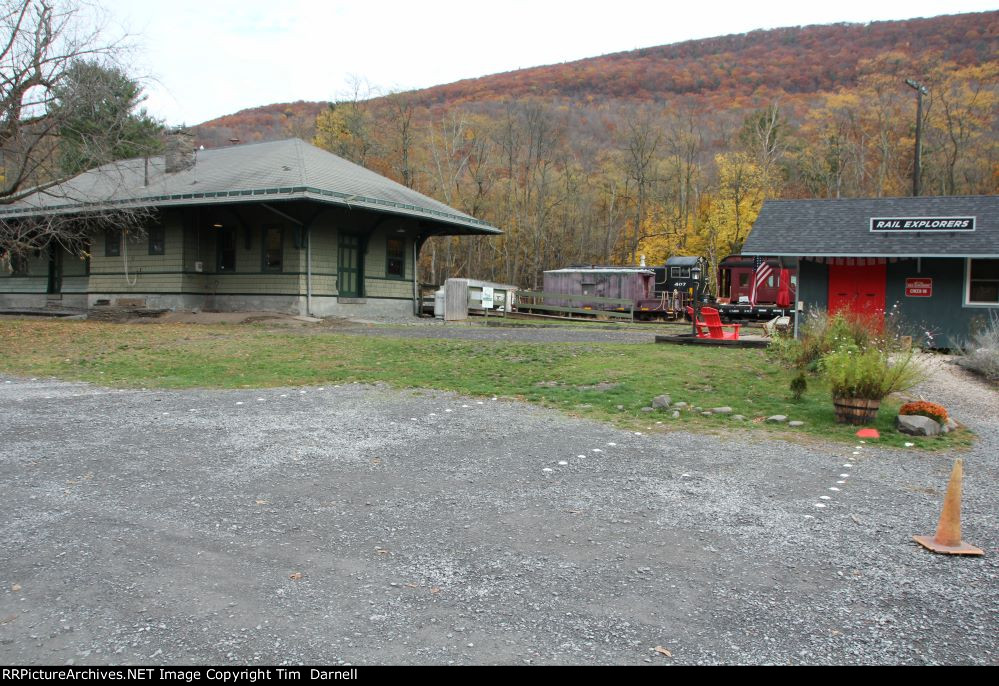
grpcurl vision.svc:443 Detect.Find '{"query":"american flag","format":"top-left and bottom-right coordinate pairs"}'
top-left (749, 256), bottom-right (774, 306)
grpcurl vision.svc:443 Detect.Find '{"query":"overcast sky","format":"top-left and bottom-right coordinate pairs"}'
top-left (95, 0), bottom-right (997, 126)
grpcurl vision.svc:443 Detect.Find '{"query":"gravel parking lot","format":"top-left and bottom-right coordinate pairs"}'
top-left (0, 365), bottom-right (996, 665)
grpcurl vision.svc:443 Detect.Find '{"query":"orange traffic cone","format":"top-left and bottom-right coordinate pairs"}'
top-left (913, 459), bottom-right (983, 556)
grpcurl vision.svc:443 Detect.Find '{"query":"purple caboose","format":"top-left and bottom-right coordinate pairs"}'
top-left (542, 267), bottom-right (654, 311)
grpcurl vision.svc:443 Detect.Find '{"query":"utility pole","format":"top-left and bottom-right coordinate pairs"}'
top-left (905, 79), bottom-right (929, 197)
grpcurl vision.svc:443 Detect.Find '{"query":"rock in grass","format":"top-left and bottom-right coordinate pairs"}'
top-left (641, 407), bottom-right (654, 413)
top-left (767, 415), bottom-right (788, 423)
top-left (789, 421), bottom-right (805, 427)
top-left (671, 411), bottom-right (681, 419)
top-left (652, 395), bottom-right (672, 410)
top-left (711, 407), bottom-right (733, 415)
top-left (731, 415), bottom-right (745, 421)
top-left (897, 414), bottom-right (941, 436)
top-left (701, 411), bottom-right (713, 417)
top-left (673, 402), bottom-right (688, 409)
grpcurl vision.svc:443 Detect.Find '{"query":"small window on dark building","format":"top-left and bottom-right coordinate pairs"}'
top-left (105, 229), bottom-right (121, 257)
top-left (670, 267), bottom-right (691, 279)
top-left (738, 273), bottom-right (749, 287)
top-left (217, 228), bottom-right (236, 272)
top-left (148, 226), bottom-right (165, 256)
top-left (968, 259), bottom-right (999, 304)
top-left (263, 226), bottom-right (283, 272)
top-left (386, 237), bottom-right (405, 278)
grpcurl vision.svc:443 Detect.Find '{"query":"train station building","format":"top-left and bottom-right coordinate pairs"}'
top-left (0, 137), bottom-right (500, 318)
top-left (742, 195), bottom-right (999, 347)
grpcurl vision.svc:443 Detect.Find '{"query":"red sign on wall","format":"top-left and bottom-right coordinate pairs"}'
top-left (905, 278), bottom-right (933, 297)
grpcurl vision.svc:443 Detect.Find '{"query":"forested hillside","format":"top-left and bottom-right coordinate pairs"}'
top-left (194, 12), bottom-right (999, 289)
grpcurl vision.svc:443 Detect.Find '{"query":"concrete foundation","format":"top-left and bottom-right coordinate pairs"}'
top-left (0, 294), bottom-right (49, 309)
top-left (4, 290), bottom-right (417, 320)
top-left (77, 293), bottom-right (416, 319)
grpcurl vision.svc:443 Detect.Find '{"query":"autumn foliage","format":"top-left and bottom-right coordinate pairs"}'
top-left (192, 12), bottom-right (999, 289)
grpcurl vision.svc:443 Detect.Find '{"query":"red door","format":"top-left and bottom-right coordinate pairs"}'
top-left (828, 263), bottom-right (886, 319)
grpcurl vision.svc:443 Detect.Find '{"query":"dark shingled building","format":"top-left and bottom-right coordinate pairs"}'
top-left (742, 195), bottom-right (999, 347)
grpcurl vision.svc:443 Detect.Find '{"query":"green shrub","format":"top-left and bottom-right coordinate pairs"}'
top-left (790, 372), bottom-right (808, 401)
top-left (820, 348), bottom-right (923, 400)
top-left (769, 310), bottom-right (911, 371)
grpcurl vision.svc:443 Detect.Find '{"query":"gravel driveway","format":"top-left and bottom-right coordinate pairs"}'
top-left (0, 365), bottom-right (996, 665)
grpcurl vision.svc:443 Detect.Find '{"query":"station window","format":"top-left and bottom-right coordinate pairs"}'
top-left (670, 267), bottom-right (691, 278)
top-left (105, 229), bottom-right (121, 257)
top-left (386, 238), bottom-right (405, 278)
top-left (9, 252), bottom-right (29, 275)
top-left (148, 226), bottom-right (165, 256)
top-left (263, 226), bottom-right (283, 272)
top-left (967, 258), bottom-right (999, 305)
top-left (216, 228), bottom-right (236, 272)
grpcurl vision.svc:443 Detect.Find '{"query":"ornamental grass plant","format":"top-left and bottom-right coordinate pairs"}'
top-left (768, 310), bottom-right (906, 372)
top-left (820, 347), bottom-right (923, 401)
top-left (955, 311), bottom-right (999, 382)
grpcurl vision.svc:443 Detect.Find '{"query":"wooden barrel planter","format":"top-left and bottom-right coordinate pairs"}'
top-left (833, 397), bottom-right (881, 425)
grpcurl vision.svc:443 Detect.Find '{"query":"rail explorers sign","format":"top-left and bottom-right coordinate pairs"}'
top-left (905, 278), bottom-right (933, 297)
top-left (870, 217), bottom-right (976, 232)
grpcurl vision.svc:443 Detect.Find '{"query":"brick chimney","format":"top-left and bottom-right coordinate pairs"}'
top-left (164, 128), bottom-right (196, 173)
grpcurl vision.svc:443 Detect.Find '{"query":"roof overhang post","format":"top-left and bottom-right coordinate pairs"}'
top-left (413, 227), bottom-right (437, 316)
top-left (306, 224), bottom-right (312, 317)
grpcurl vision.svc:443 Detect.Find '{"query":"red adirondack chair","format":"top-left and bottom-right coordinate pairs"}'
top-left (699, 307), bottom-right (741, 340)
top-left (685, 306), bottom-right (709, 338)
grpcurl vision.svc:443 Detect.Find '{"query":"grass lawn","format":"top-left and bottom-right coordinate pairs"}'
top-left (0, 319), bottom-right (970, 450)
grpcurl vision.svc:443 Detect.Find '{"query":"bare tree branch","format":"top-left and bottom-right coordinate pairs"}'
top-left (0, 0), bottom-right (159, 258)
